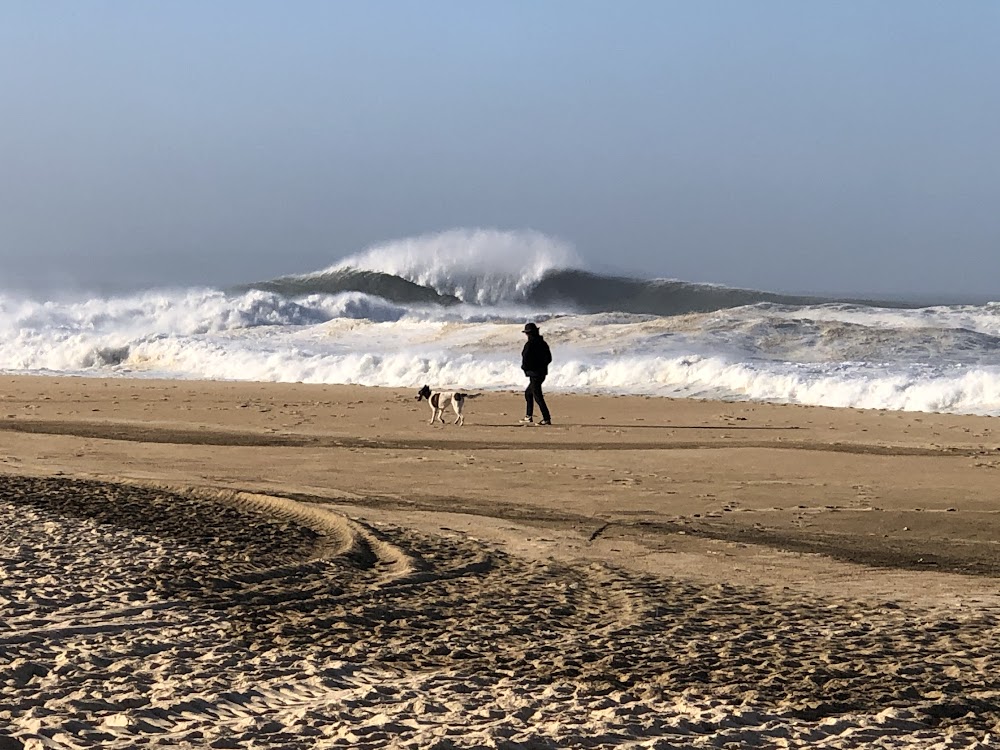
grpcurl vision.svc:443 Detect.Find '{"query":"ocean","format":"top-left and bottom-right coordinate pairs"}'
top-left (4, 229), bottom-right (1000, 416)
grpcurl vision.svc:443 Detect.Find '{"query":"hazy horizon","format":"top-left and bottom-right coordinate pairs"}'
top-left (3, 2), bottom-right (998, 299)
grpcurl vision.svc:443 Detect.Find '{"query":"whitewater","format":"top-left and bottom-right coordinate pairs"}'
top-left (4, 229), bottom-right (1000, 416)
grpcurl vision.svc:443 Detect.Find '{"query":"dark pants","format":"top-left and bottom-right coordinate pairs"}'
top-left (524, 374), bottom-right (550, 421)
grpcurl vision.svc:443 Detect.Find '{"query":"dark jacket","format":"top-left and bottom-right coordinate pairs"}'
top-left (521, 334), bottom-right (552, 377)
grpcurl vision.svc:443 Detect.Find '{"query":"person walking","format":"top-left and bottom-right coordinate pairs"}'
top-left (520, 322), bottom-right (552, 425)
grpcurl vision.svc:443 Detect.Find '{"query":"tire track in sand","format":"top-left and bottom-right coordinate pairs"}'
top-left (2, 475), bottom-right (1000, 749)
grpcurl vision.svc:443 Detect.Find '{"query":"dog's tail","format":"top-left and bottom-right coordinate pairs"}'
top-left (456, 393), bottom-right (481, 401)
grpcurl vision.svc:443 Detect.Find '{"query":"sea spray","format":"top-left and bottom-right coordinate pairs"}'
top-left (325, 228), bottom-right (580, 304)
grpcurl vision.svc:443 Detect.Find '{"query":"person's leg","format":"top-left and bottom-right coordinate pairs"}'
top-left (524, 382), bottom-right (534, 419)
top-left (530, 376), bottom-right (551, 422)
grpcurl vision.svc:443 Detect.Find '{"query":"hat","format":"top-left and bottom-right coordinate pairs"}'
top-left (522, 322), bottom-right (539, 333)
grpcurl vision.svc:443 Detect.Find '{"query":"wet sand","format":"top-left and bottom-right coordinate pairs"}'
top-left (1, 376), bottom-right (999, 748)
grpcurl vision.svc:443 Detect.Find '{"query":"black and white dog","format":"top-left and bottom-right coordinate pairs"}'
top-left (416, 385), bottom-right (479, 425)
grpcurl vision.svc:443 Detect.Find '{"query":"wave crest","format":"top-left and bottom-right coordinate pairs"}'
top-left (323, 228), bottom-right (581, 304)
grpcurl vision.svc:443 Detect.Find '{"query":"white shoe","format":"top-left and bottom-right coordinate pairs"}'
top-left (520, 416), bottom-right (534, 423)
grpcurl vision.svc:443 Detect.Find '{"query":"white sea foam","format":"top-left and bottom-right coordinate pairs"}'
top-left (4, 237), bottom-right (1000, 416)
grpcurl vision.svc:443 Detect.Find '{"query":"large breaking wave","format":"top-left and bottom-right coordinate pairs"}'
top-left (235, 228), bottom-right (908, 316)
top-left (4, 228), bottom-right (1000, 415)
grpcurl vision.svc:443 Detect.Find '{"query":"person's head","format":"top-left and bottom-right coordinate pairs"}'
top-left (523, 322), bottom-right (539, 335)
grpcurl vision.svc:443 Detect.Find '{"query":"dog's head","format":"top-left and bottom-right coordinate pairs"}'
top-left (416, 385), bottom-right (432, 401)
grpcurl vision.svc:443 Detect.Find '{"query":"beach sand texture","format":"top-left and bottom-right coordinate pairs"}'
top-left (2, 376), bottom-right (1000, 748)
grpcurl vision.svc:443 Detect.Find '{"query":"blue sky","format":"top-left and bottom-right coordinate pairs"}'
top-left (2, 2), bottom-right (998, 298)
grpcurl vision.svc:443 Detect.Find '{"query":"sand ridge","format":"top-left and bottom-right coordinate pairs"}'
top-left (3, 476), bottom-right (1000, 748)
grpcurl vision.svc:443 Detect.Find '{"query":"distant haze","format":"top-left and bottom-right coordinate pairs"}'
top-left (2, 2), bottom-right (998, 299)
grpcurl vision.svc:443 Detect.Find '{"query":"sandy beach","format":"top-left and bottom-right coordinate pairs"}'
top-left (2, 375), bottom-right (1000, 748)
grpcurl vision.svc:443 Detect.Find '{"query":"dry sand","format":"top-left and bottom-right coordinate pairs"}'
top-left (1, 375), bottom-right (999, 748)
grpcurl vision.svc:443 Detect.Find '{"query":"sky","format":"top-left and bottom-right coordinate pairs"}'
top-left (1, 2), bottom-right (998, 299)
